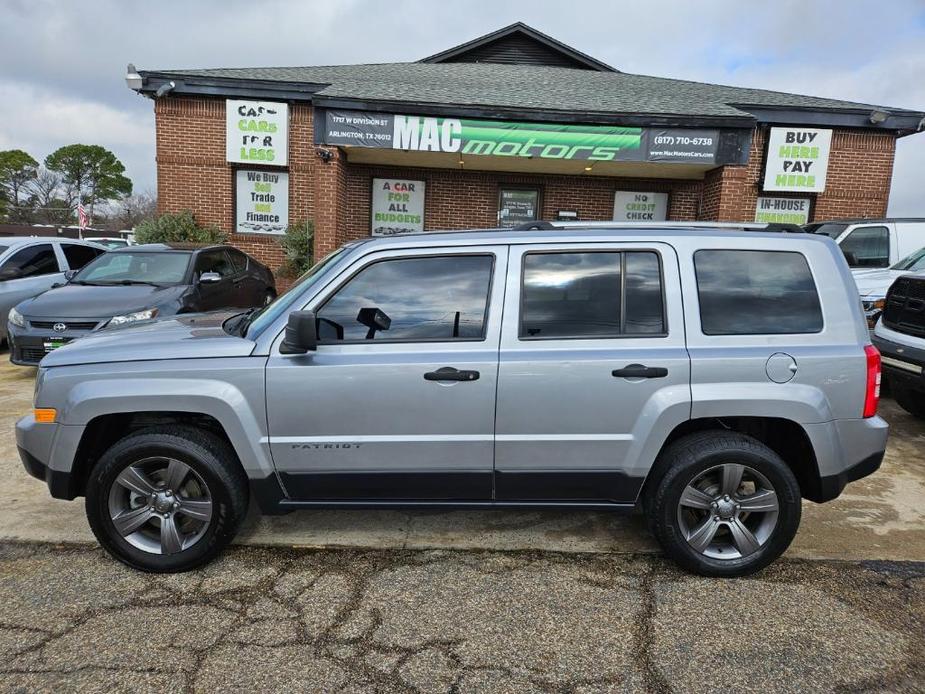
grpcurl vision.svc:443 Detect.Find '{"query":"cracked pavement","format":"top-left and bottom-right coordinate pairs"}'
top-left (0, 543), bottom-right (922, 693)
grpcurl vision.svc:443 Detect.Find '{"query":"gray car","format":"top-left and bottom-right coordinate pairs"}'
top-left (16, 225), bottom-right (888, 576)
top-left (0, 237), bottom-right (107, 346)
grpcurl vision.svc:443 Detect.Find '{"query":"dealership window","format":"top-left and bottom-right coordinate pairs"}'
top-left (498, 188), bottom-right (540, 227)
top-left (694, 250), bottom-right (822, 335)
top-left (317, 255), bottom-right (494, 342)
top-left (520, 251), bottom-right (665, 339)
top-left (839, 226), bottom-right (890, 268)
top-left (0, 244), bottom-right (59, 280)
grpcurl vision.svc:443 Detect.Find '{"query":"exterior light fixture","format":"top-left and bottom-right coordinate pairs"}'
top-left (155, 81), bottom-right (176, 98)
top-left (868, 110), bottom-right (889, 124)
top-left (125, 63), bottom-right (143, 91)
top-left (317, 148), bottom-right (334, 163)
top-left (584, 164), bottom-right (593, 172)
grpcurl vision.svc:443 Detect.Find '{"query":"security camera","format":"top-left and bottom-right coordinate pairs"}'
top-left (317, 149), bottom-right (334, 163)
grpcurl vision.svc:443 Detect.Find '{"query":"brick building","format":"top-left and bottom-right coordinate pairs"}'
top-left (128, 22), bottom-right (925, 276)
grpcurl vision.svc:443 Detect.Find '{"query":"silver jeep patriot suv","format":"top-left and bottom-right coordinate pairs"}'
top-left (17, 225), bottom-right (888, 576)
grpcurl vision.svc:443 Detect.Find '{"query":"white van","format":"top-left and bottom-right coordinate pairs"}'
top-left (806, 219), bottom-right (925, 271)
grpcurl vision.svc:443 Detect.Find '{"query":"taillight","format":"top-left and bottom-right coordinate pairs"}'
top-left (863, 344), bottom-right (881, 418)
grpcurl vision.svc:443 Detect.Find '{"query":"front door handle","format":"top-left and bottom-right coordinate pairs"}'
top-left (424, 367), bottom-right (480, 382)
top-left (612, 364), bottom-right (668, 379)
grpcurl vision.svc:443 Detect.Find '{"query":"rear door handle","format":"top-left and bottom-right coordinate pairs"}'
top-left (612, 364), bottom-right (668, 379)
top-left (424, 367), bottom-right (480, 382)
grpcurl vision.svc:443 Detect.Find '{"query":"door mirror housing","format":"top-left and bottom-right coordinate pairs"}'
top-left (0, 266), bottom-right (21, 282)
top-left (63, 269), bottom-right (78, 281)
top-left (199, 271), bottom-right (222, 284)
top-left (280, 310), bottom-right (318, 354)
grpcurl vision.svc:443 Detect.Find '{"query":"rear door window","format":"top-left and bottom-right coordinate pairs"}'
top-left (694, 250), bottom-right (823, 335)
top-left (0, 244), bottom-right (60, 280)
top-left (519, 251), bottom-right (665, 338)
top-left (227, 248), bottom-right (248, 273)
top-left (62, 243), bottom-right (105, 270)
top-left (839, 226), bottom-right (890, 268)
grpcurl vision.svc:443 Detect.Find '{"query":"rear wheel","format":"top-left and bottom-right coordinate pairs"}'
top-left (893, 384), bottom-right (925, 419)
top-left (85, 426), bottom-right (248, 572)
top-left (644, 431), bottom-right (801, 577)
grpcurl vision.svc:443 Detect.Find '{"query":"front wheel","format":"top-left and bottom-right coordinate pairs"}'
top-left (85, 426), bottom-right (248, 572)
top-left (644, 431), bottom-right (801, 577)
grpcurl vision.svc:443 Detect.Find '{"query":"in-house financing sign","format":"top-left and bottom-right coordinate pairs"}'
top-left (320, 110), bottom-right (720, 164)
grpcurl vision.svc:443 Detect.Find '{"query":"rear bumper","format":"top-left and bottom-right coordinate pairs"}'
top-left (815, 450), bottom-right (884, 503)
top-left (802, 415), bottom-right (889, 503)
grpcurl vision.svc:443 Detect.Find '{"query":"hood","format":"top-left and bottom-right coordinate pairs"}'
top-left (41, 311), bottom-right (255, 367)
top-left (851, 268), bottom-right (904, 298)
top-left (17, 283), bottom-right (189, 319)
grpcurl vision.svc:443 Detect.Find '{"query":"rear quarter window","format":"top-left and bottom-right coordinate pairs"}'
top-left (694, 249), bottom-right (823, 335)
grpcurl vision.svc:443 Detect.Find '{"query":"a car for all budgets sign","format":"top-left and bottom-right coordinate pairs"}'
top-left (371, 178), bottom-right (425, 235)
top-left (235, 170), bottom-right (288, 235)
top-left (763, 127), bottom-right (831, 193)
top-left (226, 99), bottom-right (288, 165)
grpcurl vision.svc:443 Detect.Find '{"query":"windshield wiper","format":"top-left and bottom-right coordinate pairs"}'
top-left (228, 307), bottom-right (262, 337)
top-left (70, 280), bottom-right (112, 286)
top-left (114, 279), bottom-right (165, 287)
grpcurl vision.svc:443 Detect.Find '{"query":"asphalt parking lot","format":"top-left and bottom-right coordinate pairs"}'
top-left (0, 358), bottom-right (923, 692)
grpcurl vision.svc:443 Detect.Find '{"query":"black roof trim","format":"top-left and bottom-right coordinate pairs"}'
top-left (742, 106), bottom-right (925, 136)
top-left (419, 22), bottom-right (617, 73)
top-left (311, 95), bottom-right (755, 129)
top-left (137, 71), bottom-right (326, 102)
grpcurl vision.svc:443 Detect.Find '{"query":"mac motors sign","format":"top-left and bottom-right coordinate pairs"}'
top-left (320, 110), bottom-right (720, 164)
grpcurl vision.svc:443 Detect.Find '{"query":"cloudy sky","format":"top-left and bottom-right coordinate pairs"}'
top-left (2, 0), bottom-right (924, 214)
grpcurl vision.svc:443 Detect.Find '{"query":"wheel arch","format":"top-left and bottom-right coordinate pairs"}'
top-left (643, 416), bottom-right (824, 502)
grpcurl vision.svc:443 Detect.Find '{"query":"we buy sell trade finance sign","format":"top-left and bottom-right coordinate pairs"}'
top-left (763, 127), bottom-right (832, 193)
top-left (320, 110), bottom-right (719, 164)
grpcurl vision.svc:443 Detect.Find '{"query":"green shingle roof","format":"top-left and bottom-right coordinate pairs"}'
top-left (153, 62), bottom-right (911, 120)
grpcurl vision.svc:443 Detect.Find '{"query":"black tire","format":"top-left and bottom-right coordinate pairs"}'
top-left (893, 384), bottom-right (925, 419)
top-left (644, 431), bottom-right (801, 578)
top-left (85, 426), bottom-right (249, 573)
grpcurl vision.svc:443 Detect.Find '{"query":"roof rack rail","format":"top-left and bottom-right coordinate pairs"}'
top-left (511, 220), bottom-right (806, 233)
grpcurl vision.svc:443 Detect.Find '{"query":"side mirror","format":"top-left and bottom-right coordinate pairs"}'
top-left (199, 271), bottom-right (222, 284)
top-left (63, 270), bottom-right (78, 281)
top-left (280, 310), bottom-right (318, 354)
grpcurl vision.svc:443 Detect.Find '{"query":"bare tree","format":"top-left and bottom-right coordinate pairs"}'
top-left (25, 168), bottom-right (76, 224)
top-left (110, 190), bottom-right (157, 230)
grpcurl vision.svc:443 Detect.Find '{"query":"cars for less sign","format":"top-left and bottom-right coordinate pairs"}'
top-left (226, 100), bottom-right (288, 165)
top-left (613, 191), bottom-right (668, 221)
top-left (371, 178), bottom-right (424, 236)
top-left (235, 170), bottom-right (288, 235)
top-left (754, 196), bottom-right (810, 225)
top-left (763, 127), bottom-right (831, 192)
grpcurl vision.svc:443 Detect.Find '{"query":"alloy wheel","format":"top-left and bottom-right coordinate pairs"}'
top-left (107, 457), bottom-right (213, 555)
top-left (676, 463), bottom-right (780, 560)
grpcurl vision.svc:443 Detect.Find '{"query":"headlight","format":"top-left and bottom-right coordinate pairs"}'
top-left (106, 308), bottom-right (159, 327)
top-left (8, 307), bottom-right (25, 328)
top-left (862, 298), bottom-right (885, 329)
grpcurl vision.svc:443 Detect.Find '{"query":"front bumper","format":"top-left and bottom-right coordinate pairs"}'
top-left (16, 414), bottom-right (78, 499)
top-left (873, 333), bottom-right (925, 394)
top-left (7, 320), bottom-right (101, 366)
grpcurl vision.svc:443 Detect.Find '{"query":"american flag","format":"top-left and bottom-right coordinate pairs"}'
top-left (77, 203), bottom-right (89, 229)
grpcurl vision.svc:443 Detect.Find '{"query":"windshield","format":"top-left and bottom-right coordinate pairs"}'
top-left (94, 239), bottom-right (129, 249)
top-left (75, 251), bottom-right (192, 284)
top-left (245, 246), bottom-right (351, 338)
top-left (807, 222), bottom-right (849, 239)
top-left (893, 247), bottom-right (925, 272)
